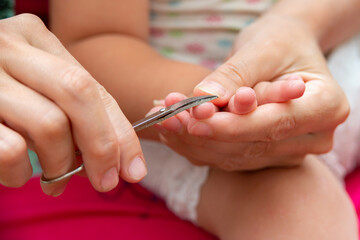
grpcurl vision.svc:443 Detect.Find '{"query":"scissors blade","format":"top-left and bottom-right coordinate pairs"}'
top-left (132, 95), bottom-right (217, 132)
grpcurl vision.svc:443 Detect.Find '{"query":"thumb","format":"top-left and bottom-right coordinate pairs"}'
top-left (193, 44), bottom-right (281, 107)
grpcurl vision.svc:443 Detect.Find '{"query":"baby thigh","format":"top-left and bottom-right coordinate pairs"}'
top-left (196, 155), bottom-right (358, 240)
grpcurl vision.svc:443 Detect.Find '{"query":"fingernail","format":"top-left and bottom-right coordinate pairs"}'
top-left (146, 107), bottom-right (163, 117)
top-left (287, 74), bottom-right (302, 81)
top-left (236, 86), bottom-right (253, 95)
top-left (128, 157), bottom-right (147, 181)
top-left (196, 81), bottom-right (226, 97)
top-left (51, 185), bottom-right (66, 197)
top-left (145, 110), bottom-right (155, 117)
top-left (153, 99), bottom-right (165, 106)
top-left (188, 122), bottom-right (212, 137)
top-left (289, 79), bottom-right (305, 87)
top-left (101, 167), bottom-right (119, 191)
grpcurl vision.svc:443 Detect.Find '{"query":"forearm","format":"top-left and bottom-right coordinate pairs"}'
top-left (267, 0), bottom-right (360, 52)
top-left (66, 34), bottom-right (211, 138)
top-left (50, 0), bottom-right (210, 139)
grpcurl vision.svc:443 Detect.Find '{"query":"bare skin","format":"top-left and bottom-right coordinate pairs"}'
top-left (197, 156), bottom-right (358, 240)
top-left (50, 0), bottom-right (359, 238)
top-left (0, 14), bottom-right (146, 196)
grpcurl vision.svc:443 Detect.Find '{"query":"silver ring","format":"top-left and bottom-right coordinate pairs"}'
top-left (40, 150), bottom-right (83, 184)
top-left (40, 163), bottom-right (84, 184)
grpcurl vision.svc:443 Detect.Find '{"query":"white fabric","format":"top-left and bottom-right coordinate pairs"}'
top-left (140, 139), bottom-right (209, 223)
top-left (320, 33), bottom-right (360, 179)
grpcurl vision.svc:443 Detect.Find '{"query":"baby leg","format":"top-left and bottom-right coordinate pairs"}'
top-left (196, 155), bottom-right (358, 240)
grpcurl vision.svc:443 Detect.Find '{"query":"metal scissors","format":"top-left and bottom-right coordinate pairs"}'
top-left (40, 95), bottom-right (217, 184)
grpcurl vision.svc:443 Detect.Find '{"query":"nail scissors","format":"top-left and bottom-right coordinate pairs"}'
top-left (40, 95), bottom-right (217, 184)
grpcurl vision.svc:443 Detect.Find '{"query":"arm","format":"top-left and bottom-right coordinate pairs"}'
top-left (49, 0), bottom-right (211, 139)
top-left (268, 0), bottom-right (360, 52)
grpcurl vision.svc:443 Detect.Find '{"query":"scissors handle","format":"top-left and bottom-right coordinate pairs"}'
top-left (40, 120), bottom-right (151, 184)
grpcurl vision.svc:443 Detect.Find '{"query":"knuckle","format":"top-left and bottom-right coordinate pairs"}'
top-left (38, 109), bottom-right (69, 139)
top-left (16, 14), bottom-right (47, 34)
top-left (95, 83), bottom-right (108, 98)
top-left (0, 137), bottom-right (27, 168)
top-left (314, 82), bottom-right (350, 127)
top-left (0, 14), bottom-right (43, 32)
top-left (18, 13), bottom-right (44, 26)
top-left (89, 137), bottom-right (120, 160)
top-left (243, 141), bottom-right (271, 159)
top-left (60, 66), bottom-right (96, 98)
top-left (96, 84), bottom-right (116, 108)
top-left (266, 114), bottom-right (296, 141)
top-left (219, 60), bottom-right (248, 87)
top-left (0, 15), bottom-right (51, 52)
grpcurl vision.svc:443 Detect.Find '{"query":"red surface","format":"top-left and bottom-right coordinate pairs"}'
top-left (15, 0), bottom-right (48, 14)
top-left (1, 170), bottom-right (359, 239)
top-left (9, 0), bottom-right (360, 238)
top-left (345, 168), bottom-right (360, 238)
top-left (15, 0), bottom-right (49, 24)
top-left (346, 168), bottom-right (360, 220)
top-left (0, 176), bottom-right (217, 240)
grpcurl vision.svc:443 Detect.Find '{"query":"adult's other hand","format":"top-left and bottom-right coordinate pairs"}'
top-left (0, 14), bottom-right (146, 196)
top-left (157, 14), bottom-right (349, 170)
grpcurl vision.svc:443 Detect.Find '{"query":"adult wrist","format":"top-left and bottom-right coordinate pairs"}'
top-left (238, 12), bottom-right (318, 53)
top-left (259, 11), bottom-right (323, 48)
top-left (264, 0), bottom-right (360, 52)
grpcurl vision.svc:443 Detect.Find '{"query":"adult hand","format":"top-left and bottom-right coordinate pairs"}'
top-left (155, 14), bottom-right (349, 171)
top-left (0, 14), bottom-right (146, 196)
